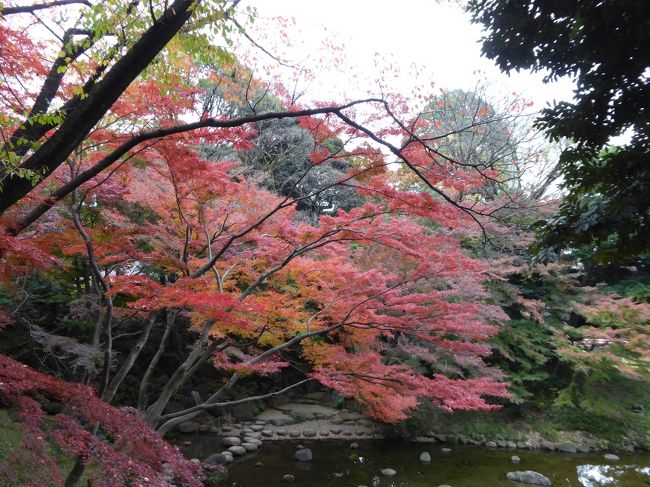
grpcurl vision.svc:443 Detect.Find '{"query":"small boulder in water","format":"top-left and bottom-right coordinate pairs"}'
top-left (506, 470), bottom-right (551, 486)
top-left (228, 445), bottom-right (247, 456)
top-left (556, 443), bottom-right (577, 453)
top-left (294, 448), bottom-right (312, 462)
top-left (221, 436), bottom-right (241, 447)
top-left (203, 453), bottom-right (228, 465)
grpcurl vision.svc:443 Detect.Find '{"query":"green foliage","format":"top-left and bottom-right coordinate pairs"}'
top-left (461, 419), bottom-right (523, 442)
top-left (600, 273), bottom-right (650, 303)
top-left (548, 366), bottom-right (650, 446)
top-left (469, 0), bottom-right (650, 260)
top-left (533, 152), bottom-right (650, 263)
top-left (203, 468), bottom-right (228, 487)
top-left (492, 319), bottom-right (552, 403)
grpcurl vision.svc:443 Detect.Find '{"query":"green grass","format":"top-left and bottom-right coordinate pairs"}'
top-left (0, 409), bottom-right (91, 486)
top-left (0, 410), bottom-right (23, 459)
top-left (428, 410), bottom-right (528, 442)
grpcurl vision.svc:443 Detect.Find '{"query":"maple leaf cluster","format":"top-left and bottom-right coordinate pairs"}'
top-left (0, 355), bottom-right (203, 487)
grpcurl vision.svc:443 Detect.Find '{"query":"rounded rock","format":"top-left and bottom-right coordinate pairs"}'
top-left (242, 442), bottom-right (258, 452)
top-left (604, 453), bottom-right (620, 461)
top-left (506, 471), bottom-right (551, 486)
top-left (294, 448), bottom-right (313, 462)
top-left (556, 443), bottom-right (578, 453)
top-left (221, 436), bottom-right (241, 447)
top-left (228, 445), bottom-right (247, 456)
top-left (381, 468), bottom-right (397, 476)
top-left (541, 441), bottom-right (556, 451)
top-left (419, 451), bottom-right (431, 462)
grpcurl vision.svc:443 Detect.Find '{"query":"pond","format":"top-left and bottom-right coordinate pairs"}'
top-left (181, 438), bottom-right (650, 487)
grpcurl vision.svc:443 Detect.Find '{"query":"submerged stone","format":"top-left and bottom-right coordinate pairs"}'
top-left (294, 448), bottom-right (312, 461)
top-left (506, 470), bottom-right (551, 486)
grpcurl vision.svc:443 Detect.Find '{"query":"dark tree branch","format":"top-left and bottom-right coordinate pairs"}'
top-left (0, 0), bottom-right (91, 16)
top-left (7, 99), bottom-right (383, 235)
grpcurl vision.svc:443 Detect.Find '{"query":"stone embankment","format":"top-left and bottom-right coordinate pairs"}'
top-left (174, 396), bottom-right (642, 466)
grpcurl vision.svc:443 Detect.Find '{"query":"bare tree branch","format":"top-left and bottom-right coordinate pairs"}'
top-left (0, 0), bottom-right (91, 16)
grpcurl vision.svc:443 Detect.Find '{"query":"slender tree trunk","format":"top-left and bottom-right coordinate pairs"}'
top-left (64, 457), bottom-right (85, 487)
top-left (144, 321), bottom-right (214, 426)
top-left (156, 372), bottom-right (240, 436)
top-left (63, 423), bottom-right (99, 487)
top-left (91, 307), bottom-right (105, 350)
top-left (138, 310), bottom-right (176, 410)
top-left (98, 297), bottom-right (113, 398)
top-left (0, 0), bottom-right (199, 215)
top-left (102, 313), bottom-right (157, 403)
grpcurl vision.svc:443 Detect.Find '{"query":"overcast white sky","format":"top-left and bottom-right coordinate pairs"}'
top-left (244, 0), bottom-right (576, 112)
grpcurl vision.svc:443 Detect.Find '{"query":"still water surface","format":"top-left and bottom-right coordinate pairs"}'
top-left (182, 438), bottom-right (650, 487)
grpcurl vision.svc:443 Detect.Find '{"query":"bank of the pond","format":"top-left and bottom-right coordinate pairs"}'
top-left (171, 393), bottom-right (649, 457)
top-left (172, 404), bottom-right (647, 461)
top-left (180, 438), bottom-right (650, 487)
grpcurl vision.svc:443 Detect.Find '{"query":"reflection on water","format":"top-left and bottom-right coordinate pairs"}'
top-left (578, 464), bottom-right (620, 486)
top-left (577, 464), bottom-right (650, 487)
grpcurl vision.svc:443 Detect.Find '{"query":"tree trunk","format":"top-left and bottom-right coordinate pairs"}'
top-left (0, 0), bottom-right (197, 215)
top-left (144, 321), bottom-right (214, 426)
top-left (102, 313), bottom-right (157, 404)
top-left (138, 310), bottom-right (176, 410)
top-left (64, 456), bottom-right (85, 487)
